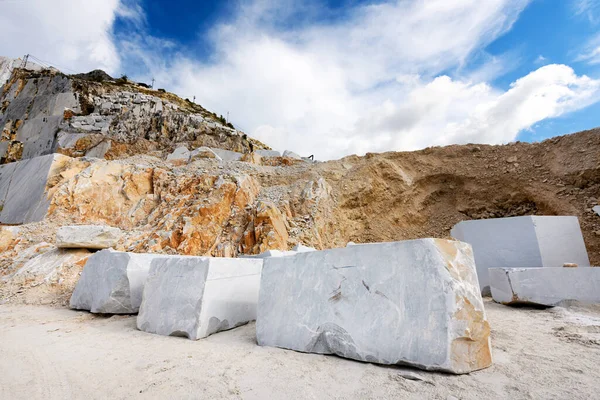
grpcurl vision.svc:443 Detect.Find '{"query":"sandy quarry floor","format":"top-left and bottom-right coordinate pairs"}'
top-left (1, 300), bottom-right (600, 400)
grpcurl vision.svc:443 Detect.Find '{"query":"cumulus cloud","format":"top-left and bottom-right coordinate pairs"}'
top-left (360, 65), bottom-right (600, 152)
top-left (128, 0), bottom-right (599, 159)
top-left (0, 0), bottom-right (124, 74)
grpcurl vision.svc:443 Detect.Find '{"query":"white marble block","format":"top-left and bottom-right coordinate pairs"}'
top-left (490, 267), bottom-right (600, 306)
top-left (256, 239), bottom-right (492, 374)
top-left (255, 149), bottom-right (281, 158)
top-left (209, 148), bottom-right (242, 161)
top-left (70, 249), bottom-right (168, 314)
top-left (137, 257), bottom-right (263, 340)
top-left (56, 225), bottom-right (123, 249)
top-left (451, 216), bottom-right (590, 293)
top-left (166, 146), bottom-right (191, 164)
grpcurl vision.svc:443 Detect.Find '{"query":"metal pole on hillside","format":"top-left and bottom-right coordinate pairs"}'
top-left (20, 54), bottom-right (29, 69)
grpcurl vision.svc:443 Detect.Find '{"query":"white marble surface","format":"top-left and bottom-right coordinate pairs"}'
top-left (451, 216), bottom-right (590, 293)
top-left (256, 239), bottom-right (492, 374)
top-left (137, 257), bottom-right (263, 340)
top-left (490, 267), bottom-right (600, 306)
top-left (70, 249), bottom-right (170, 314)
top-left (0, 154), bottom-right (67, 224)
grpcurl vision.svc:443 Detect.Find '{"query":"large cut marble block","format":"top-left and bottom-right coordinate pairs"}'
top-left (256, 239), bottom-right (492, 374)
top-left (137, 257), bottom-right (263, 340)
top-left (56, 225), bottom-right (123, 249)
top-left (0, 154), bottom-right (71, 224)
top-left (490, 267), bottom-right (600, 306)
top-left (451, 216), bottom-right (590, 293)
top-left (70, 249), bottom-right (169, 314)
top-left (209, 148), bottom-right (242, 161)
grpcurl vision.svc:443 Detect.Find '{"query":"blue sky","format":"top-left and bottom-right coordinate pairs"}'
top-left (2, 0), bottom-right (600, 159)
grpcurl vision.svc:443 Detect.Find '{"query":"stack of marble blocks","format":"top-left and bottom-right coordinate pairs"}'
top-left (70, 238), bottom-right (492, 374)
top-left (451, 216), bottom-right (598, 306)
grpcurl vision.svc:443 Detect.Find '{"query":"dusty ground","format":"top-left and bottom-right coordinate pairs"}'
top-left (1, 300), bottom-right (600, 399)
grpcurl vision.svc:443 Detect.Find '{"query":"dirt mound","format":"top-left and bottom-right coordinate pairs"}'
top-left (319, 127), bottom-right (600, 264)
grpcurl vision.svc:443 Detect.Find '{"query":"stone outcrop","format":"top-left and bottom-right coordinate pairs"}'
top-left (56, 225), bottom-right (123, 249)
top-left (190, 147), bottom-right (222, 161)
top-left (0, 56), bottom-right (45, 88)
top-left (0, 226), bottom-right (20, 252)
top-left (256, 239), bottom-right (492, 374)
top-left (1, 70), bottom-right (80, 163)
top-left (490, 267), bottom-right (600, 306)
top-left (451, 216), bottom-right (591, 293)
top-left (1, 67), bottom-right (270, 164)
top-left (166, 146), bottom-right (191, 165)
top-left (1, 246), bottom-right (90, 305)
top-left (48, 159), bottom-right (155, 229)
top-left (0, 153), bottom-right (76, 224)
top-left (283, 150), bottom-right (302, 160)
top-left (11, 247), bottom-right (91, 284)
top-left (70, 249), bottom-right (170, 314)
top-left (39, 156), bottom-right (297, 257)
top-left (137, 256), bottom-right (263, 340)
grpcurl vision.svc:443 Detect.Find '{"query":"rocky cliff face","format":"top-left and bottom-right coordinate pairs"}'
top-left (0, 67), bottom-right (269, 164)
top-left (0, 64), bottom-right (599, 307)
top-left (0, 56), bottom-right (46, 90)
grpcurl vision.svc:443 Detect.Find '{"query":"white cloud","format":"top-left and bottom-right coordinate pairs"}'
top-left (577, 33), bottom-right (600, 65)
top-left (132, 0), bottom-right (537, 159)
top-left (361, 64), bottom-right (600, 152)
top-left (0, 0), bottom-right (124, 74)
top-left (573, 0), bottom-right (600, 24)
top-left (131, 0), bottom-right (599, 159)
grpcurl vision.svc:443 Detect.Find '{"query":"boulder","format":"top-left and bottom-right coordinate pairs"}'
top-left (0, 226), bottom-right (20, 252)
top-left (85, 140), bottom-right (111, 159)
top-left (190, 146), bottom-right (222, 161)
top-left (490, 267), bottom-right (600, 306)
top-left (283, 150), bottom-right (302, 160)
top-left (255, 149), bottom-right (281, 158)
top-left (137, 256), bottom-right (263, 340)
top-left (70, 249), bottom-right (170, 314)
top-left (166, 146), bottom-right (191, 165)
top-left (240, 152), bottom-right (262, 164)
top-left (11, 247), bottom-right (91, 284)
top-left (56, 225), bottom-right (123, 249)
top-left (256, 239), bottom-right (492, 374)
top-left (594, 206), bottom-right (600, 217)
top-left (209, 148), bottom-right (243, 162)
top-left (451, 216), bottom-right (590, 294)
